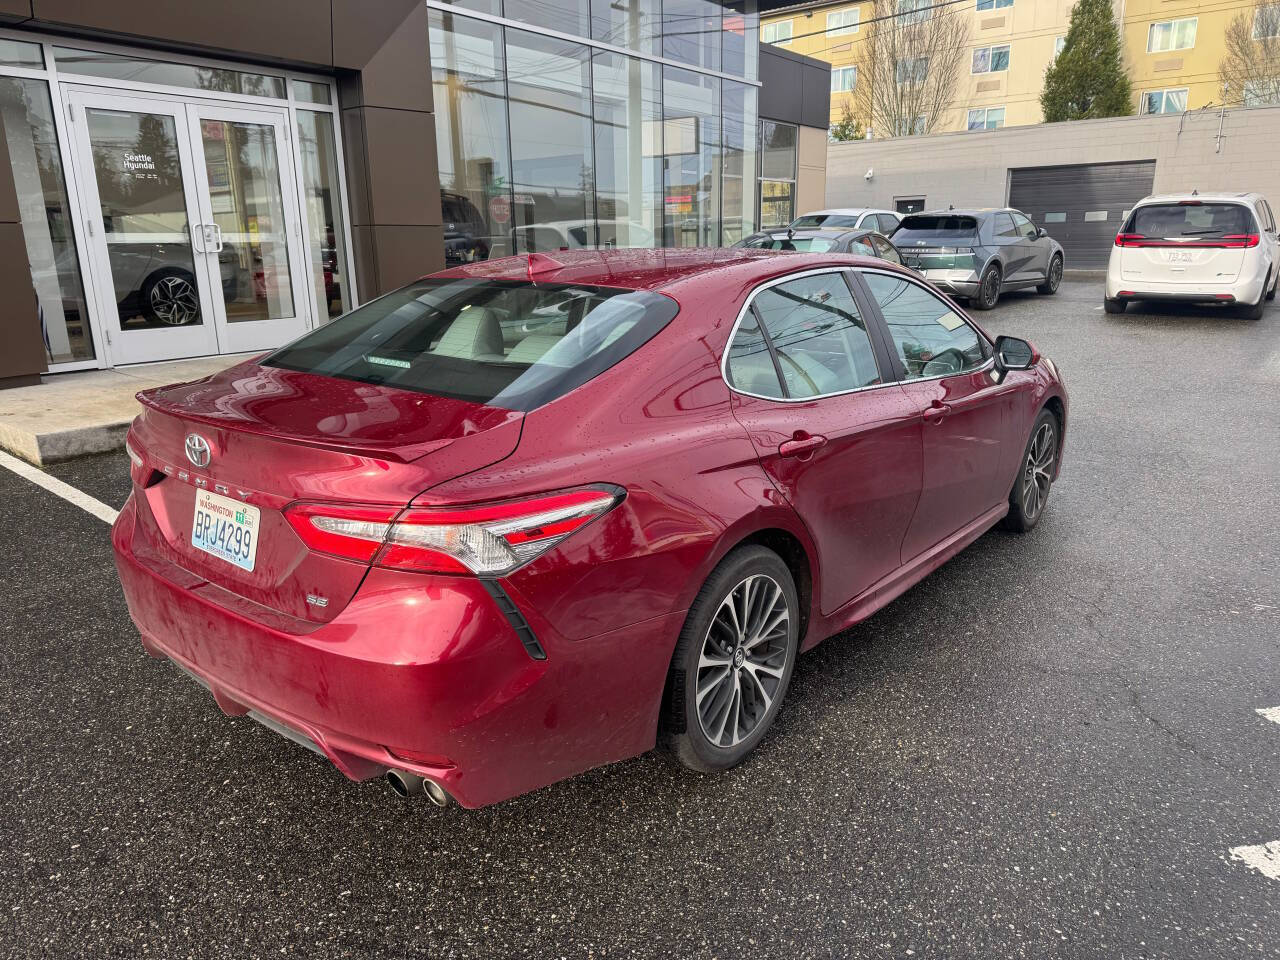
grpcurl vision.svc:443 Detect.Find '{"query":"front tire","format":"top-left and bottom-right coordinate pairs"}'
top-left (1002, 409), bottom-right (1059, 533)
top-left (1037, 254), bottom-right (1063, 295)
top-left (664, 545), bottom-right (799, 773)
top-left (973, 263), bottom-right (1002, 310)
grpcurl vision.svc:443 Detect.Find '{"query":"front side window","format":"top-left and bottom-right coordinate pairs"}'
top-left (1012, 212), bottom-right (1038, 239)
top-left (761, 19), bottom-right (792, 44)
top-left (1148, 18), bottom-right (1197, 53)
top-left (266, 279), bottom-right (678, 411)
top-left (1141, 88), bottom-right (1188, 114)
top-left (832, 66), bottom-right (858, 92)
top-left (827, 9), bottom-right (860, 35)
top-left (862, 273), bottom-right (990, 380)
top-left (972, 44), bottom-right (1010, 74)
top-left (994, 213), bottom-right (1019, 238)
top-left (743, 273), bottom-right (883, 398)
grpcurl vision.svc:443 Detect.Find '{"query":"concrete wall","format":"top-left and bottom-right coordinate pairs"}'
top-left (826, 105), bottom-right (1280, 212)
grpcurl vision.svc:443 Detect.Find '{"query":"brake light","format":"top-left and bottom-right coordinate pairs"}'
top-left (1114, 233), bottom-right (1259, 249)
top-left (1221, 233), bottom-right (1260, 248)
top-left (285, 488), bottom-right (622, 575)
top-left (1115, 233), bottom-right (1145, 247)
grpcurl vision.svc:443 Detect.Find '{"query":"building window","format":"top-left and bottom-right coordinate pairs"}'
top-left (1245, 79), bottom-right (1280, 106)
top-left (827, 9), bottom-right (860, 36)
top-left (761, 19), bottom-right (792, 45)
top-left (976, 0), bottom-right (1013, 9)
top-left (1147, 18), bottom-right (1197, 53)
top-left (1054, 35), bottom-right (1066, 57)
top-left (895, 56), bottom-right (929, 85)
top-left (972, 44), bottom-right (1010, 74)
top-left (897, 0), bottom-right (931, 25)
top-left (758, 119), bottom-right (797, 228)
top-left (722, 80), bottom-right (758, 245)
top-left (894, 115), bottom-right (926, 136)
top-left (1255, 3), bottom-right (1280, 38)
top-left (832, 66), bottom-right (858, 92)
top-left (592, 51), bottom-right (663, 249)
top-left (0, 75), bottom-right (94, 364)
top-left (295, 111), bottom-right (351, 319)
top-left (967, 106), bottom-right (1005, 129)
top-left (1140, 88), bottom-right (1188, 114)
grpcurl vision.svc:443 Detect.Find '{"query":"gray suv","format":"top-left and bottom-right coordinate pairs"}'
top-left (893, 208), bottom-right (1065, 309)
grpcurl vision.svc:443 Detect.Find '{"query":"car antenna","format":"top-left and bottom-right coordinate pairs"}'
top-left (948, 204), bottom-right (954, 210)
top-left (1191, 188), bottom-right (1199, 196)
top-left (526, 252), bottom-right (564, 281)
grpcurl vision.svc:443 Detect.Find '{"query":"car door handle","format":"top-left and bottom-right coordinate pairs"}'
top-left (922, 401), bottom-right (952, 423)
top-left (778, 434), bottom-right (827, 458)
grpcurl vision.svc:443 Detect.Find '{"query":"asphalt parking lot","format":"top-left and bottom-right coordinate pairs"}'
top-left (2, 279), bottom-right (1279, 958)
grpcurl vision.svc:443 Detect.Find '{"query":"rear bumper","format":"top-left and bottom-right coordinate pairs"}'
top-left (919, 269), bottom-right (980, 297)
top-left (1106, 267), bottom-right (1269, 304)
top-left (112, 497), bottom-right (681, 808)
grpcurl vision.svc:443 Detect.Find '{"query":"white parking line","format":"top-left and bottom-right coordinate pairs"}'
top-left (1230, 842), bottom-right (1280, 881)
top-left (0, 450), bottom-right (118, 524)
top-left (1257, 707), bottom-right (1280, 725)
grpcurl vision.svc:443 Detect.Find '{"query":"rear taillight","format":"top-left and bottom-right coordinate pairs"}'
top-left (1115, 233), bottom-right (1145, 247)
top-left (1115, 232), bottom-right (1259, 249)
top-left (285, 487), bottom-right (622, 576)
top-left (1221, 233), bottom-right (1260, 248)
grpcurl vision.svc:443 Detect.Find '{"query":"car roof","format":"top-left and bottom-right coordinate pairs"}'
top-left (906, 208), bottom-right (1008, 218)
top-left (1135, 192), bottom-right (1262, 205)
top-left (755, 227), bottom-right (869, 239)
top-left (797, 208), bottom-right (894, 217)
top-left (431, 248), bottom-right (906, 293)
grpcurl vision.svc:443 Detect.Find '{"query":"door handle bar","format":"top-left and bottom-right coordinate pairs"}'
top-left (778, 434), bottom-right (827, 458)
top-left (922, 401), bottom-right (952, 423)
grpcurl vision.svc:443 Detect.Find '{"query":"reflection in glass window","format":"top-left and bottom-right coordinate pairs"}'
top-left (722, 1), bottom-right (759, 81)
top-left (591, 0), bottom-right (661, 55)
top-left (759, 180), bottom-right (794, 229)
top-left (664, 0), bottom-right (722, 72)
top-left (863, 273), bottom-right (989, 379)
top-left (431, 11), bottom-right (512, 264)
top-left (722, 81), bottom-right (758, 245)
top-left (592, 51), bottom-right (662, 248)
top-left (291, 80), bottom-right (332, 105)
top-left (504, 0), bottom-right (589, 39)
top-left (507, 28), bottom-right (594, 254)
top-left (760, 120), bottom-right (797, 180)
top-left (663, 66), bottom-right (720, 247)
top-left (0, 38), bottom-right (43, 69)
top-left (753, 273), bottom-right (881, 396)
top-left (296, 110), bottom-right (350, 319)
top-left (0, 78), bottom-right (94, 363)
top-left (54, 47), bottom-right (285, 98)
top-left (1140, 88), bottom-right (1188, 115)
top-left (967, 106), bottom-right (1005, 129)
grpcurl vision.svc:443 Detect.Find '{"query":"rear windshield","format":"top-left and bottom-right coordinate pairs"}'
top-left (894, 215), bottom-right (979, 240)
top-left (1126, 202), bottom-right (1255, 238)
top-left (755, 236), bottom-right (839, 252)
top-left (791, 214), bottom-right (859, 229)
top-left (264, 278), bottom-right (678, 411)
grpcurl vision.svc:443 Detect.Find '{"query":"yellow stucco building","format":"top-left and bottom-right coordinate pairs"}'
top-left (761, 0), bottom-right (1268, 135)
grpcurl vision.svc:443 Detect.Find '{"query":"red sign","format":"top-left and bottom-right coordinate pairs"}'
top-left (489, 194), bottom-right (511, 224)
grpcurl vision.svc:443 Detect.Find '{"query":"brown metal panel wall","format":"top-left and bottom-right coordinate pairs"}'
top-left (0, 0), bottom-right (444, 387)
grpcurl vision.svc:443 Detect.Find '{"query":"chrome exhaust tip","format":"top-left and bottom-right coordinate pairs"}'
top-left (386, 769), bottom-right (425, 797)
top-left (423, 779), bottom-right (451, 808)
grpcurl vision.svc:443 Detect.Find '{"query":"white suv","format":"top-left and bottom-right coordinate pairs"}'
top-left (1105, 192), bottom-right (1278, 319)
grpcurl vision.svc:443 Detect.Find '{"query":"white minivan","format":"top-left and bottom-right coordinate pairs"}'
top-left (1105, 193), bottom-right (1279, 319)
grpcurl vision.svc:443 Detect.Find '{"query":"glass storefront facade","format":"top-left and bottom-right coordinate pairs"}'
top-left (429, 1), bottom-right (759, 263)
top-left (0, 35), bottom-right (353, 370)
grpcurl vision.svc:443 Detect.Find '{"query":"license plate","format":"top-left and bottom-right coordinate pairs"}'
top-left (1169, 250), bottom-right (1193, 263)
top-left (191, 489), bottom-right (260, 572)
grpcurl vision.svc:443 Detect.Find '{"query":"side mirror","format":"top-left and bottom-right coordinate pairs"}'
top-left (1035, 226), bottom-right (1047, 239)
top-left (993, 335), bottom-right (1038, 383)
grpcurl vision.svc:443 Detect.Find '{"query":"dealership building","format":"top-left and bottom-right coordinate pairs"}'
top-left (0, 1), bottom-right (827, 389)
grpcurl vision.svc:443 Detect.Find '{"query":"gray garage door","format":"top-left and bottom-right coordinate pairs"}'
top-left (1008, 161), bottom-right (1156, 269)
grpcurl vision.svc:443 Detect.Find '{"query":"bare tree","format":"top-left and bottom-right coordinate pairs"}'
top-left (854, 0), bottom-right (970, 137)
top-left (1220, 1), bottom-right (1280, 107)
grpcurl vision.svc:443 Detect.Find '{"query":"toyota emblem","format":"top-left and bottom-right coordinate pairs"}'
top-left (184, 433), bottom-right (212, 468)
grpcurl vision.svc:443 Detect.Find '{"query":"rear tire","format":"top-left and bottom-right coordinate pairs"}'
top-left (1037, 254), bottom-right (1063, 295)
top-left (973, 264), bottom-right (1001, 310)
top-left (1265, 268), bottom-right (1276, 301)
top-left (664, 545), bottom-right (799, 773)
top-left (1002, 409), bottom-right (1059, 533)
top-left (1103, 298), bottom-right (1126, 315)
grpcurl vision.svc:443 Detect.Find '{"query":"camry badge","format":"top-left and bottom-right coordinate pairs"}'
top-left (184, 433), bottom-right (212, 468)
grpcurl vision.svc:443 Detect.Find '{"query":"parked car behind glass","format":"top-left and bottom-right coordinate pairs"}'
top-left (893, 208), bottom-right (1065, 309)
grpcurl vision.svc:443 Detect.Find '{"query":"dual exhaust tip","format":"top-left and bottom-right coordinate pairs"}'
top-left (386, 769), bottom-right (450, 807)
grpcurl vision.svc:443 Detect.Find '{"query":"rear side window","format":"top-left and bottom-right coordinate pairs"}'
top-left (791, 214), bottom-right (858, 229)
top-left (875, 213), bottom-right (900, 234)
top-left (1126, 203), bottom-right (1256, 238)
top-left (739, 272), bottom-right (882, 398)
top-left (871, 235), bottom-right (902, 264)
top-left (726, 315), bottom-right (784, 399)
top-left (862, 272), bottom-right (990, 379)
top-left (265, 279), bottom-right (678, 411)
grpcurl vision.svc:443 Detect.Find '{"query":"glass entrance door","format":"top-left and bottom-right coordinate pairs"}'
top-left (65, 88), bottom-right (309, 365)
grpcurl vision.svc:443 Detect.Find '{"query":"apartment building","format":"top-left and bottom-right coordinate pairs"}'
top-left (762, 0), bottom-right (1272, 135)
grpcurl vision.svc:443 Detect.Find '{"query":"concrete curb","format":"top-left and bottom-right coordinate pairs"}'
top-left (0, 419), bottom-right (133, 467)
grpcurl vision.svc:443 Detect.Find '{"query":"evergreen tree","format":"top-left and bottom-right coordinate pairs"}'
top-left (1041, 0), bottom-right (1133, 122)
top-left (829, 98), bottom-right (866, 142)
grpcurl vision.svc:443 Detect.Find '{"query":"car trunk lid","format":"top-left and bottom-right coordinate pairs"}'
top-left (128, 360), bottom-right (522, 623)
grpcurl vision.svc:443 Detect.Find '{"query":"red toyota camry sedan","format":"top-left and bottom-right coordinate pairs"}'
top-left (113, 248), bottom-right (1067, 808)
